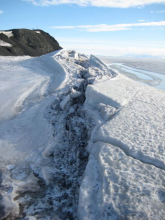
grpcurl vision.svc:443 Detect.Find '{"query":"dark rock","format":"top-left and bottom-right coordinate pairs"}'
top-left (0, 28), bottom-right (62, 56)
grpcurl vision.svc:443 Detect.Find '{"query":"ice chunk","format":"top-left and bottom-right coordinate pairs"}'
top-left (85, 83), bottom-right (120, 108)
top-left (85, 75), bottom-right (139, 108)
top-left (71, 87), bottom-right (81, 99)
top-left (98, 103), bottom-right (116, 120)
top-left (81, 72), bottom-right (165, 219)
top-left (60, 94), bottom-right (70, 110)
top-left (6, 165), bottom-right (15, 170)
top-left (89, 55), bottom-right (116, 78)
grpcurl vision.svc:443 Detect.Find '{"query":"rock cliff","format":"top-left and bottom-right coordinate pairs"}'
top-left (0, 29), bottom-right (62, 56)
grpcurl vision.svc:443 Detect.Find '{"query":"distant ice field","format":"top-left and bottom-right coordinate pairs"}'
top-left (109, 63), bottom-right (165, 91)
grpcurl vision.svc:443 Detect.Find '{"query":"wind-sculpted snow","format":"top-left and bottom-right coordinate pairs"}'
top-left (0, 49), bottom-right (114, 219)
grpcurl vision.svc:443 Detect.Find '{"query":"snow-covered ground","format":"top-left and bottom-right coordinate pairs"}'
top-left (0, 51), bottom-right (67, 218)
top-left (0, 50), bottom-right (165, 219)
top-left (79, 74), bottom-right (165, 219)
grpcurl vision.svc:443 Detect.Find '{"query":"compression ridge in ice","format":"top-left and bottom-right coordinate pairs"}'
top-left (0, 49), bottom-right (164, 219)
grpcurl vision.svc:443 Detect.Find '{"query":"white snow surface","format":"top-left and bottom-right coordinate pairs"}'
top-left (79, 73), bottom-right (165, 219)
top-left (0, 31), bottom-right (14, 38)
top-left (0, 51), bottom-right (67, 163)
top-left (0, 49), bottom-right (165, 219)
top-left (0, 51), bottom-right (66, 217)
top-left (87, 75), bottom-right (165, 168)
top-left (35, 31), bottom-right (41, 34)
top-left (79, 142), bottom-right (165, 220)
top-left (0, 40), bottom-right (12, 47)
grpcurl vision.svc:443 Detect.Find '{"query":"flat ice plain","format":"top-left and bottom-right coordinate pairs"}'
top-left (109, 63), bottom-right (165, 91)
top-left (0, 50), bottom-right (165, 219)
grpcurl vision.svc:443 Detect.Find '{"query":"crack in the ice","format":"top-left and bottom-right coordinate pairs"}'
top-left (1, 51), bottom-right (116, 220)
top-left (94, 137), bottom-right (165, 171)
top-left (90, 85), bottom-right (165, 172)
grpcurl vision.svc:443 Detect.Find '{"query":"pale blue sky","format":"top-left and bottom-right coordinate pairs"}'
top-left (0, 0), bottom-right (165, 56)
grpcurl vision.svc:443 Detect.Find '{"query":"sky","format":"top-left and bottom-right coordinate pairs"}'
top-left (0, 0), bottom-right (165, 57)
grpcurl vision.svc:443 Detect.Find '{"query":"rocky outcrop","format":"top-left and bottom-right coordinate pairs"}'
top-left (0, 29), bottom-right (62, 56)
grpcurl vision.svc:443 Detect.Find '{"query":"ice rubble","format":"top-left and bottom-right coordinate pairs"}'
top-left (0, 49), bottom-right (164, 219)
top-left (0, 50), bottom-right (115, 219)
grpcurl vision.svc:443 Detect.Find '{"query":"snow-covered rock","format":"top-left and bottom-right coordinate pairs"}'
top-left (0, 29), bottom-right (62, 56)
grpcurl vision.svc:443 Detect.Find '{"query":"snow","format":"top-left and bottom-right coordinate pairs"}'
top-left (79, 72), bottom-right (165, 220)
top-left (0, 39), bottom-right (12, 47)
top-left (0, 53), bottom-right (65, 121)
top-left (85, 75), bottom-right (138, 108)
top-left (0, 51), bottom-right (65, 163)
top-left (0, 49), bottom-right (165, 219)
top-left (35, 31), bottom-right (41, 34)
top-left (99, 103), bottom-right (116, 121)
top-left (6, 165), bottom-right (15, 170)
top-left (93, 75), bottom-right (165, 169)
top-left (0, 51), bottom-right (66, 218)
top-left (78, 142), bottom-right (165, 220)
top-left (71, 87), bottom-right (82, 98)
top-left (0, 31), bottom-right (14, 38)
top-left (0, 49), bottom-right (115, 219)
